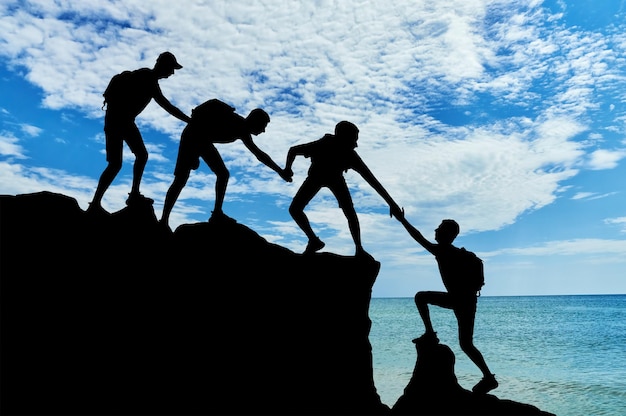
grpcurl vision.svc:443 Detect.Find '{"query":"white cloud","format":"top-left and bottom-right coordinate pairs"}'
top-left (350, 114), bottom-right (586, 233)
top-left (0, 161), bottom-right (94, 204)
top-left (572, 191), bottom-right (618, 201)
top-left (493, 238), bottom-right (626, 256)
top-left (605, 216), bottom-right (626, 232)
top-left (572, 192), bottom-right (594, 200)
top-left (20, 123), bottom-right (42, 137)
top-left (0, 134), bottom-right (27, 158)
top-left (586, 148), bottom-right (626, 170)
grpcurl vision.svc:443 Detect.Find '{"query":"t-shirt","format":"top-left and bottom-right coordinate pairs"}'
top-left (301, 134), bottom-right (362, 181)
top-left (432, 245), bottom-right (480, 298)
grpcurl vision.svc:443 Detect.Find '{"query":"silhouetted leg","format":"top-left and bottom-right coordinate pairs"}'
top-left (456, 304), bottom-right (499, 393)
top-left (202, 144), bottom-right (229, 215)
top-left (330, 180), bottom-right (364, 255)
top-left (89, 127), bottom-right (124, 211)
top-left (90, 161), bottom-right (122, 210)
top-left (455, 304), bottom-right (492, 377)
top-left (290, 178), bottom-right (325, 252)
top-left (125, 125), bottom-right (148, 198)
top-left (90, 133), bottom-right (123, 211)
top-left (130, 145), bottom-right (148, 196)
top-left (415, 291), bottom-right (453, 334)
top-left (160, 171), bottom-right (190, 226)
top-left (213, 171), bottom-right (229, 215)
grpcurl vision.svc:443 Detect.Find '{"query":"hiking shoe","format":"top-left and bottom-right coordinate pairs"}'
top-left (472, 374), bottom-right (498, 395)
top-left (126, 193), bottom-right (154, 206)
top-left (412, 331), bottom-right (439, 344)
top-left (303, 237), bottom-right (325, 254)
top-left (86, 203), bottom-right (110, 216)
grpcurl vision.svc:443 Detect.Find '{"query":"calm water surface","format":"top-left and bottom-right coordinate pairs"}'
top-left (369, 295), bottom-right (626, 416)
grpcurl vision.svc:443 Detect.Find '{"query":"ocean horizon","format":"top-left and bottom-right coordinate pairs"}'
top-left (368, 294), bottom-right (626, 416)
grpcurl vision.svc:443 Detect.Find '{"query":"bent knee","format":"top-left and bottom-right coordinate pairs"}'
top-left (289, 202), bottom-right (302, 217)
top-left (135, 150), bottom-right (148, 163)
top-left (415, 291), bottom-right (433, 302)
top-left (215, 169), bottom-right (230, 181)
top-left (106, 159), bottom-right (123, 172)
top-left (415, 291), bottom-right (428, 306)
top-left (460, 339), bottom-right (477, 353)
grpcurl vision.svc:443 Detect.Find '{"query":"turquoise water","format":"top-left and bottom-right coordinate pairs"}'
top-left (369, 295), bottom-right (626, 416)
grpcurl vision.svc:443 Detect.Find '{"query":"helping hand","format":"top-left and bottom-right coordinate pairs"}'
top-left (281, 168), bottom-right (293, 182)
top-left (390, 204), bottom-right (405, 220)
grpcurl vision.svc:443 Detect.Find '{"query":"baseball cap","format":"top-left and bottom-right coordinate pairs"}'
top-left (157, 51), bottom-right (183, 69)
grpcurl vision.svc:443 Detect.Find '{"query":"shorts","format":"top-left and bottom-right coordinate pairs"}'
top-left (103, 114), bottom-right (145, 162)
top-left (173, 125), bottom-right (223, 176)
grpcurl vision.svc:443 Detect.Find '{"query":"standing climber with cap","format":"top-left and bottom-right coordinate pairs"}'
top-left (88, 51), bottom-right (192, 214)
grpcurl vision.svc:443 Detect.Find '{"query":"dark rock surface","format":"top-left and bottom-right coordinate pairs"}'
top-left (391, 337), bottom-right (555, 415)
top-left (1, 191), bottom-right (555, 415)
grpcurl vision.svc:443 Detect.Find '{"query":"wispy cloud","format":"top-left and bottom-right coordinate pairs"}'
top-left (491, 238), bottom-right (626, 257)
top-left (586, 148), bottom-right (626, 170)
top-left (572, 191), bottom-right (619, 201)
top-left (0, 134), bottom-right (27, 158)
top-left (20, 123), bottom-right (42, 137)
top-left (605, 216), bottom-right (626, 232)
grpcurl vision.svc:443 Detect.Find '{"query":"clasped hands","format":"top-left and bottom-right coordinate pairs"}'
top-left (279, 167), bottom-right (294, 182)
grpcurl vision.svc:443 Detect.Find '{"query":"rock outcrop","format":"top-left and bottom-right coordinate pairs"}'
top-left (1, 191), bottom-right (386, 415)
top-left (1, 191), bottom-right (555, 415)
top-left (391, 337), bottom-right (555, 415)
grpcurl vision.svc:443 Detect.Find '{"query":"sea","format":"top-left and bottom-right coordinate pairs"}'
top-left (368, 295), bottom-right (626, 416)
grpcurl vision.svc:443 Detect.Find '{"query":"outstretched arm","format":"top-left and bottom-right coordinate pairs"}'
top-left (352, 155), bottom-right (402, 217)
top-left (153, 91), bottom-right (191, 123)
top-left (243, 136), bottom-right (292, 182)
top-left (395, 209), bottom-right (437, 254)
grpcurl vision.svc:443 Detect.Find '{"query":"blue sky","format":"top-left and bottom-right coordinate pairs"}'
top-left (1, 0), bottom-right (625, 297)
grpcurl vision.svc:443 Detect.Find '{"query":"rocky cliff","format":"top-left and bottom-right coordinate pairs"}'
top-left (1, 191), bottom-right (555, 415)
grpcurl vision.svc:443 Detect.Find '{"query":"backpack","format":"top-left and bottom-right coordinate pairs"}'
top-left (455, 247), bottom-right (485, 296)
top-left (102, 70), bottom-right (135, 109)
top-left (190, 99), bottom-right (236, 126)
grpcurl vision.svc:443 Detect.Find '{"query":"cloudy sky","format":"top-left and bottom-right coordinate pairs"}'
top-left (1, 0), bottom-right (625, 297)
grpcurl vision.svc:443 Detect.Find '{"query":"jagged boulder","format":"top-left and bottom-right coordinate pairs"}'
top-left (391, 337), bottom-right (555, 415)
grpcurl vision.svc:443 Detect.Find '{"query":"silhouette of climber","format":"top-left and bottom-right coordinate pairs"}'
top-left (394, 212), bottom-right (498, 395)
top-left (284, 121), bottom-right (401, 256)
top-left (88, 52), bottom-right (191, 215)
top-left (159, 99), bottom-right (291, 228)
